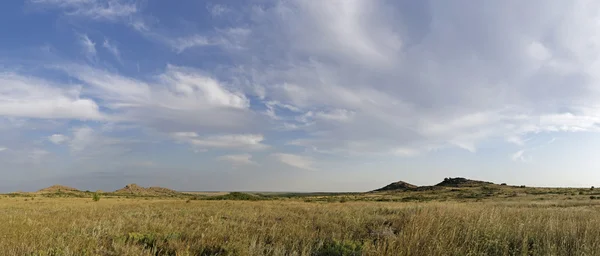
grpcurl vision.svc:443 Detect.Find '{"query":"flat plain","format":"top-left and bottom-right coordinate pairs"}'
top-left (3, 180), bottom-right (600, 256)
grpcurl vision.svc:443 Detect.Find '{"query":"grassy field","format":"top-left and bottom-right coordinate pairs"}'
top-left (3, 185), bottom-right (600, 255)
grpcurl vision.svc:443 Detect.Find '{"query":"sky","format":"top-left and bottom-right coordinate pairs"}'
top-left (2, 0), bottom-right (600, 192)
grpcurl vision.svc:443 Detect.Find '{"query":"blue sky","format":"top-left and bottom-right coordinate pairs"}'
top-left (2, 0), bottom-right (600, 192)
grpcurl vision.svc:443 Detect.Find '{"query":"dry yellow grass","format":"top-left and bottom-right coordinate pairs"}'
top-left (3, 195), bottom-right (600, 255)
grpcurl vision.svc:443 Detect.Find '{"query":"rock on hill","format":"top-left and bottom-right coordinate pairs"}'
top-left (114, 184), bottom-right (178, 196)
top-left (435, 177), bottom-right (493, 187)
top-left (37, 185), bottom-right (81, 193)
top-left (373, 181), bottom-right (418, 192)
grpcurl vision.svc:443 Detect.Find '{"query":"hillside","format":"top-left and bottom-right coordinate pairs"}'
top-left (373, 181), bottom-right (418, 192)
top-left (37, 185), bottom-right (81, 193)
top-left (114, 184), bottom-right (179, 196)
top-left (435, 177), bottom-right (494, 187)
top-left (373, 177), bottom-right (496, 192)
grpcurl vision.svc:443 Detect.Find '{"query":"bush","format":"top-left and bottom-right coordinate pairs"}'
top-left (92, 193), bottom-right (100, 202)
top-left (314, 240), bottom-right (363, 256)
top-left (205, 192), bottom-right (269, 201)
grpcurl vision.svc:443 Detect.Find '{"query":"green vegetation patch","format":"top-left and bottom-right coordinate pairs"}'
top-left (204, 192), bottom-right (273, 201)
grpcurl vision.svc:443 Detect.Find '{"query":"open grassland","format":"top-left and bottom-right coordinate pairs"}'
top-left (4, 189), bottom-right (600, 256)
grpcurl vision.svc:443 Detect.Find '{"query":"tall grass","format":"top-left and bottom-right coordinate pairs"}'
top-left (2, 197), bottom-right (600, 255)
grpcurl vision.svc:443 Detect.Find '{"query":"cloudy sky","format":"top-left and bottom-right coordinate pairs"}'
top-left (2, 0), bottom-right (600, 192)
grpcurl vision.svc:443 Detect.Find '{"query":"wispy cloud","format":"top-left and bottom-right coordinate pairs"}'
top-left (11, 0), bottom-right (600, 190)
top-left (102, 38), bottom-right (122, 63)
top-left (65, 126), bottom-right (134, 160)
top-left (48, 134), bottom-right (69, 144)
top-left (172, 133), bottom-right (268, 151)
top-left (272, 153), bottom-right (316, 171)
top-left (30, 0), bottom-right (138, 21)
top-left (28, 148), bottom-right (49, 163)
top-left (511, 150), bottom-right (528, 162)
top-left (218, 154), bottom-right (257, 166)
top-left (69, 126), bottom-right (95, 152)
top-left (170, 35), bottom-right (218, 54)
top-left (208, 4), bottom-right (229, 17)
top-left (78, 34), bottom-right (96, 61)
top-left (510, 137), bottom-right (557, 163)
top-left (392, 147), bottom-right (420, 157)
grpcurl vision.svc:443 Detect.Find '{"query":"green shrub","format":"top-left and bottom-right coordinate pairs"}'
top-left (314, 240), bottom-right (363, 256)
top-left (92, 193), bottom-right (100, 202)
top-left (205, 192), bottom-right (268, 201)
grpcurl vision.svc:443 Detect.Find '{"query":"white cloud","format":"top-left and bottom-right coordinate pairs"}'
top-left (58, 64), bottom-right (249, 112)
top-left (218, 153), bottom-right (256, 166)
top-left (127, 17), bottom-right (248, 53)
top-left (0, 145), bottom-right (54, 168)
top-left (69, 126), bottom-right (95, 152)
top-left (63, 126), bottom-right (134, 161)
top-left (0, 73), bottom-right (103, 120)
top-left (208, 4), bottom-right (229, 17)
top-left (102, 38), bottom-right (122, 63)
top-left (392, 147), bottom-right (420, 157)
top-left (213, 0), bottom-right (600, 158)
top-left (44, 64), bottom-right (257, 136)
top-left (58, 65), bottom-right (151, 107)
top-left (30, 0), bottom-right (138, 21)
top-left (158, 65), bottom-right (249, 109)
top-left (0, 147), bottom-right (6, 152)
top-left (527, 41), bottom-right (551, 62)
top-left (314, 109), bottom-right (354, 122)
top-left (506, 136), bottom-right (526, 146)
top-left (172, 132), bottom-right (267, 151)
top-left (169, 35), bottom-right (222, 53)
top-left (15, 1), bottom-right (600, 168)
top-left (78, 34), bottom-right (96, 61)
top-left (272, 153), bottom-right (316, 171)
top-left (48, 134), bottom-right (69, 144)
top-left (510, 137), bottom-right (557, 163)
top-left (511, 150), bottom-right (527, 162)
top-left (28, 148), bottom-right (50, 163)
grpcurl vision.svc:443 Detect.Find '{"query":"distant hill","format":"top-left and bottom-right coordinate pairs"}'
top-left (37, 185), bottom-right (81, 193)
top-left (114, 184), bottom-right (179, 196)
top-left (435, 177), bottom-right (494, 187)
top-left (373, 181), bottom-right (418, 192)
top-left (372, 177), bottom-right (496, 192)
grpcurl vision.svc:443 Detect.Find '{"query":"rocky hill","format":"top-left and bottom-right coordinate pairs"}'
top-left (373, 181), bottom-right (418, 192)
top-left (37, 185), bottom-right (81, 193)
top-left (435, 177), bottom-right (494, 187)
top-left (114, 183), bottom-right (179, 196)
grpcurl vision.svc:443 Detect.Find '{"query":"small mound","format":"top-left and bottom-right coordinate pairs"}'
top-left (435, 177), bottom-right (493, 187)
top-left (115, 183), bottom-right (144, 194)
top-left (373, 181), bottom-right (418, 192)
top-left (115, 184), bottom-right (178, 196)
top-left (206, 192), bottom-right (267, 201)
top-left (37, 185), bottom-right (80, 193)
